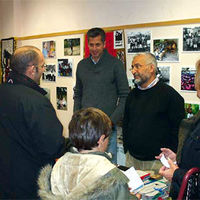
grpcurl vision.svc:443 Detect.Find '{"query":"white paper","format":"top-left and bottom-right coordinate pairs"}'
top-left (122, 166), bottom-right (144, 192)
top-left (160, 154), bottom-right (170, 168)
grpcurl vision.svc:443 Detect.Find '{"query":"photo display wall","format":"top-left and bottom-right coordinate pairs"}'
top-left (15, 22), bottom-right (200, 135)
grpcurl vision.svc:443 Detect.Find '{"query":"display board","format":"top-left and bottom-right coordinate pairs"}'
top-left (11, 19), bottom-right (200, 136)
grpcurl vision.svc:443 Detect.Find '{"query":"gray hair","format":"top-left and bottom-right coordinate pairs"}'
top-left (134, 53), bottom-right (157, 72)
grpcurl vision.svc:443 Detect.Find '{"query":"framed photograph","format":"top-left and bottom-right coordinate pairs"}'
top-left (153, 39), bottom-right (179, 62)
top-left (64, 38), bottom-right (80, 56)
top-left (183, 26), bottom-right (200, 52)
top-left (126, 30), bottom-right (151, 53)
top-left (185, 103), bottom-right (200, 118)
top-left (42, 64), bottom-right (56, 82)
top-left (181, 67), bottom-right (196, 91)
top-left (42, 41), bottom-right (56, 58)
top-left (56, 87), bottom-right (67, 110)
top-left (58, 58), bottom-right (73, 77)
top-left (1, 37), bottom-right (15, 83)
top-left (157, 66), bottom-right (170, 85)
top-left (114, 30), bottom-right (124, 49)
top-left (116, 49), bottom-right (126, 70)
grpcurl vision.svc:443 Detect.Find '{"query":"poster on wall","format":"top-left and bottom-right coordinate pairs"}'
top-left (153, 39), bottom-right (179, 62)
top-left (126, 30), bottom-right (151, 54)
top-left (181, 67), bottom-right (196, 91)
top-left (114, 30), bottom-right (124, 49)
top-left (42, 41), bottom-right (56, 58)
top-left (64, 38), bottom-right (80, 56)
top-left (184, 102), bottom-right (200, 118)
top-left (1, 37), bottom-right (15, 83)
top-left (56, 87), bottom-right (67, 110)
top-left (183, 26), bottom-right (200, 52)
top-left (58, 58), bottom-right (73, 77)
top-left (42, 64), bottom-right (56, 82)
top-left (157, 66), bottom-right (170, 85)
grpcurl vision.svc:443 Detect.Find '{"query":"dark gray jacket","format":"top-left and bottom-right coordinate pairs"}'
top-left (74, 49), bottom-right (129, 124)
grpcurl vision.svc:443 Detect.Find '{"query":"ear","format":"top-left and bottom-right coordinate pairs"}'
top-left (97, 134), bottom-right (106, 145)
top-left (103, 41), bottom-right (106, 48)
top-left (25, 65), bottom-right (35, 78)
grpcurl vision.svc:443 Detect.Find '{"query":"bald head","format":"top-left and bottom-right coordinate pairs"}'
top-left (11, 46), bottom-right (42, 74)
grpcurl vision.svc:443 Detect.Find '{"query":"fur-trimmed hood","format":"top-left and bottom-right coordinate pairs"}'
top-left (38, 152), bottom-right (132, 200)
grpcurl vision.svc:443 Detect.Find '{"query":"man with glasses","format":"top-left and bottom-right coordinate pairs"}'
top-left (0, 46), bottom-right (69, 199)
top-left (123, 53), bottom-right (185, 174)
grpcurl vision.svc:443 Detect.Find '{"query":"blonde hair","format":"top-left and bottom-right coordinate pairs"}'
top-left (195, 59), bottom-right (200, 91)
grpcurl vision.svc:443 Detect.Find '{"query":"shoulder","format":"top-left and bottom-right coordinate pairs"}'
top-left (157, 81), bottom-right (183, 99)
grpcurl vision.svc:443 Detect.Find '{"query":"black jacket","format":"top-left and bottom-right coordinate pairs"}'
top-left (170, 112), bottom-right (200, 199)
top-left (0, 71), bottom-right (66, 199)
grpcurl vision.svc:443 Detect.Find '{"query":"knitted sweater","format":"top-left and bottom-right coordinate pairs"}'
top-left (123, 81), bottom-right (185, 160)
top-left (74, 49), bottom-right (129, 124)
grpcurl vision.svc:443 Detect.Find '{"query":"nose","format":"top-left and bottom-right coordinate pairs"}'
top-left (131, 67), bottom-right (137, 75)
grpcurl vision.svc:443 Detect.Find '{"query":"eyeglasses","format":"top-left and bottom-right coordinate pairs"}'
top-left (129, 63), bottom-right (151, 71)
top-left (38, 63), bottom-right (47, 69)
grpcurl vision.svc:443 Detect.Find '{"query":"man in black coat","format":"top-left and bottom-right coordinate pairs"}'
top-left (0, 46), bottom-right (68, 199)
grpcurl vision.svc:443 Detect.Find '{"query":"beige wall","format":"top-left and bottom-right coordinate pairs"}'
top-left (1, 0), bottom-right (200, 38)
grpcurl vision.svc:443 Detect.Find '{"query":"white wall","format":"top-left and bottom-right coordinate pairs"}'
top-left (1, 0), bottom-right (200, 38)
top-left (1, 0), bottom-right (200, 136)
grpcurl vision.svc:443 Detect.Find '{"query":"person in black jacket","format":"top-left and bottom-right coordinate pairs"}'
top-left (156, 59), bottom-right (200, 199)
top-left (0, 46), bottom-right (69, 199)
top-left (123, 53), bottom-right (185, 174)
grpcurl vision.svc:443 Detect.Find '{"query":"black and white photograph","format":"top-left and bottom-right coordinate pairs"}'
top-left (183, 26), bottom-right (200, 51)
top-left (42, 64), bottom-right (56, 82)
top-left (114, 30), bottom-right (124, 49)
top-left (58, 59), bottom-right (73, 77)
top-left (181, 67), bottom-right (196, 91)
top-left (56, 87), bottom-right (67, 110)
top-left (1, 37), bottom-right (15, 83)
top-left (126, 30), bottom-right (151, 53)
top-left (64, 38), bottom-right (80, 56)
top-left (157, 66), bottom-right (170, 85)
top-left (153, 39), bottom-right (179, 62)
top-left (128, 78), bottom-right (135, 90)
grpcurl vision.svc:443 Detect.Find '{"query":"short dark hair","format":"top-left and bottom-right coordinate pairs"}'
top-left (87, 27), bottom-right (106, 43)
top-left (68, 107), bottom-right (112, 151)
top-left (10, 46), bottom-right (40, 74)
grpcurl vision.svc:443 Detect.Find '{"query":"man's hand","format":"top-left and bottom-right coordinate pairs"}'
top-left (159, 158), bottom-right (179, 181)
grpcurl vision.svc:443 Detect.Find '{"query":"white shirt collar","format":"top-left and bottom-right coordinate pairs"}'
top-left (138, 77), bottom-right (159, 90)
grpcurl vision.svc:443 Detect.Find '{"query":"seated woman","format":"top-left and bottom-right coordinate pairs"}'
top-left (156, 59), bottom-right (200, 199)
top-left (37, 107), bottom-right (133, 199)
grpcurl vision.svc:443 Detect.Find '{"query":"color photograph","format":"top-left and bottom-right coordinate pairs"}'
top-left (1, 37), bottom-right (15, 82)
top-left (185, 103), bottom-right (199, 118)
top-left (126, 30), bottom-right (151, 53)
top-left (114, 30), bottom-right (124, 49)
top-left (157, 66), bottom-right (170, 85)
top-left (42, 41), bottom-right (56, 58)
top-left (42, 64), bottom-right (56, 82)
top-left (58, 59), bottom-right (73, 77)
top-left (153, 39), bottom-right (179, 62)
top-left (56, 87), bottom-right (67, 110)
top-left (116, 49), bottom-right (126, 70)
top-left (181, 67), bottom-right (196, 91)
top-left (64, 38), bottom-right (80, 56)
top-left (183, 26), bottom-right (200, 52)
